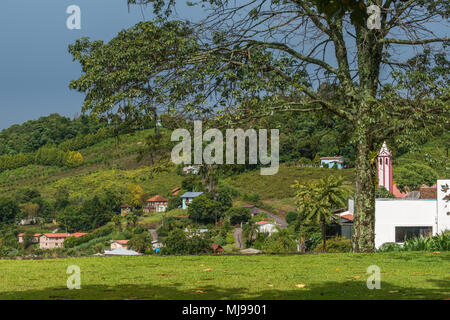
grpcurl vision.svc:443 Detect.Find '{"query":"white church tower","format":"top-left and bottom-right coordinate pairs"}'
top-left (377, 141), bottom-right (393, 193)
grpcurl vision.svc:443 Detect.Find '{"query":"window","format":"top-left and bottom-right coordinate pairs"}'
top-left (395, 226), bottom-right (432, 243)
top-left (385, 158), bottom-right (388, 165)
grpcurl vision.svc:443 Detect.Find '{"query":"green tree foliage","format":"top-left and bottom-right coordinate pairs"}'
top-left (395, 163), bottom-right (438, 192)
top-left (0, 197), bottom-right (20, 224)
top-left (161, 228), bottom-right (212, 255)
top-left (261, 229), bottom-right (298, 253)
top-left (0, 113), bottom-right (103, 156)
top-left (167, 195), bottom-right (182, 211)
top-left (293, 176), bottom-right (350, 252)
top-left (128, 232), bottom-right (153, 253)
top-left (285, 211), bottom-right (298, 225)
top-left (57, 192), bottom-right (121, 232)
top-left (226, 207), bottom-right (251, 225)
top-left (188, 194), bottom-right (222, 224)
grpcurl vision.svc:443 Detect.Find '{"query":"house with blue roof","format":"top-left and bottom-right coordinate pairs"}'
top-left (180, 192), bottom-right (204, 209)
top-left (320, 156), bottom-right (344, 169)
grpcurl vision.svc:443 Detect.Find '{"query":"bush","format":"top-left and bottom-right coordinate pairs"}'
top-left (313, 237), bottom-right (352, 253)
top-left (378, 242), bottom-right (403, 252)
top-left (226, 233), bottom-right (235, 245)
top-left (305, 232), bottom-right (322, 252)
top-left (285, 211), bottom-right (298, 225)
top-left (403, 232), bottom-right (449, 251)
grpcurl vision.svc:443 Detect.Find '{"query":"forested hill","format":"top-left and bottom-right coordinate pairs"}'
top-left (0, 114), bottom-right (104, 156)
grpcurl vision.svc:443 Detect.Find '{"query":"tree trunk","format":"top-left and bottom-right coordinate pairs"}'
top-left (352, 118), bottom-right (376, 252)
top-left (300, 236), bottom-right (306, 253)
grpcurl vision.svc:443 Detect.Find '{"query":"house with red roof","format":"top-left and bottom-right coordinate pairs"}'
top-left (121, 204), bottom-right (132, 216)
top-left (255, 221), bottom-right (279, 235)
top-left (110, 239), bottom-right (130, 250)
top-left (143, 195), bottom-right (168, 213)
top-left (39, 232), bottom-right (87, 250)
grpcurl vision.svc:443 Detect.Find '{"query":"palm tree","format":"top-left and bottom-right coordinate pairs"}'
top-left (293, 176), bottom-right (350, 252)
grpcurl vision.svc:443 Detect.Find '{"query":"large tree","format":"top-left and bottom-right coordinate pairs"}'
top-left (70, 1), bottom-right (449, 251)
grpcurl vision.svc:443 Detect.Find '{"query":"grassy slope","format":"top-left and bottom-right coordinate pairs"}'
top-left (395, 131), bottom-right (450, 178)
top-left (0, 129), bottom-right (183, 199)
top-left (223, 165), bottom-right (355, 199)
top-left (0, 252), bottom-right (448, 300)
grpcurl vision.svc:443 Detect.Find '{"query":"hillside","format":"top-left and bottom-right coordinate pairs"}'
top-left (0, 128), bottom-right (178, 199)
top-left (395, 132), bottom-right (450, 178)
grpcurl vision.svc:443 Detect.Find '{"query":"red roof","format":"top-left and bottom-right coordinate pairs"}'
top-left (115, 240), bottom-right (129, 245)
top-left (392, 184), bottom-right (408, 198)
top-left (211, 244), bottom-right (223, 252)
top-left (18, 233), bottom-right (41, 237)
top-left (255, 221), bottom-right (270, 225)
top-left (340, 214), bottom-right (354, 221)
top-left (320, 156), bottom-right (343, 159)
top-left (42, 233), bottom-right (87, 238)
top-left (171, 187), bottom-right (181, 193)
top-left (147, 195), bottom-right (168, 202)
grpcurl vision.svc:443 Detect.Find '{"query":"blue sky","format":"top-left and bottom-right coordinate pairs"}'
top-left (0, 0), bottom-right (197, 130)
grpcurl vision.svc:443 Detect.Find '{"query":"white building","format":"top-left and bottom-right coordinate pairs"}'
top-left (255, 221), bottom-right (279, 235)
top-left (374, 179), bottom-right (449, 248)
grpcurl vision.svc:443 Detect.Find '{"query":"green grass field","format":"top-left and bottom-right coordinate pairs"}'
top-left (1, 252), bottom-right (448, 300)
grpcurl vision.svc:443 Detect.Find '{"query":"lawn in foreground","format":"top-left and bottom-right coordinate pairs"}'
top-left (0, 252), bottom-right (448, 300)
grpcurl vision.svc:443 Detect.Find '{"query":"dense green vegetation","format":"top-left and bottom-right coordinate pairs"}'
top-left (0, 113), bottom-right (104, 155)
top-left (0, 252), bottom-right (448, 299)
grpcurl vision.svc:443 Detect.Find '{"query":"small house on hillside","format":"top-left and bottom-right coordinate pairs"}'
top-left (110, 240), bottom-right (130, 250)
top-left (121, 204), bottom-right (132, 216)
top-left (181, 192), bottom-right (204, 209)
top-left (255, 221), bottom-right (279, 235)
top-left (39, 232), bottom-right (87, 250)
top-left (320, 156), bottom-right (344, 169)
top-left (143, 195), bottom-right (168, 213)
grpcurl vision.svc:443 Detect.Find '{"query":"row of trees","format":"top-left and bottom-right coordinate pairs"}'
top-left (0, 147), bottom-right (83, 173)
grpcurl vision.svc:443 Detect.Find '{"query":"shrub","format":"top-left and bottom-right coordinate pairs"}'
top-left (378, 242), bottom-right (403, 252)
top-left (403, 232), bottom-right (449, 251)
top-left (313, 237), bottom-right (352, 253)
top-left (285, 211), bottom-right (298, 225)
top-left (226, 233), bottom-right (235, 245)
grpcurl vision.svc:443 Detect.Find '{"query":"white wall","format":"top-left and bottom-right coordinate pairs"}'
top-left (437, 179), bottom-right (450, 234)
top-left (375, 199), bottom-right (437, 248)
